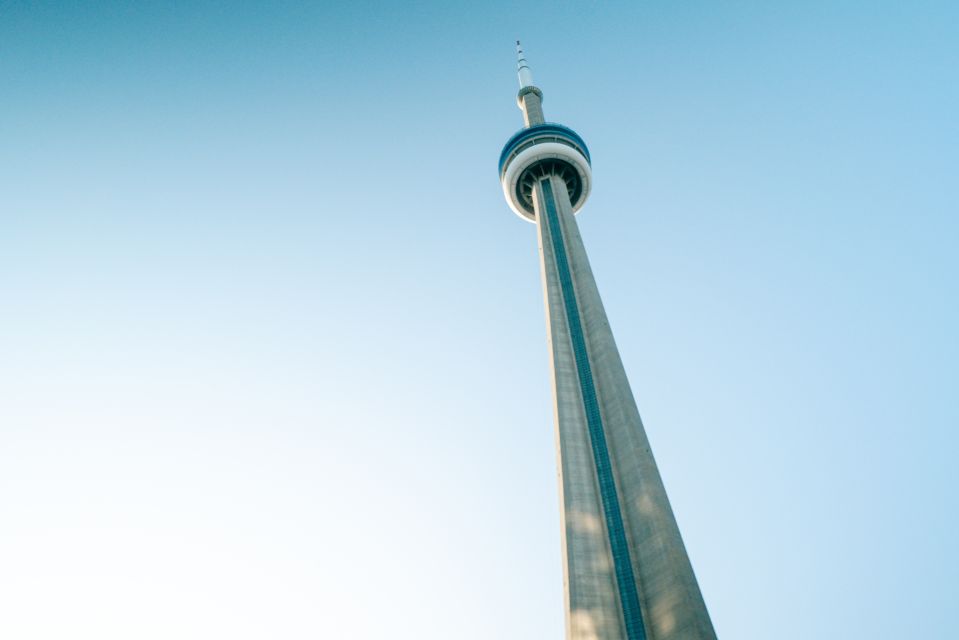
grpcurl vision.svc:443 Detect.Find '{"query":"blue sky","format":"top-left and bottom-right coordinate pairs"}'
top-left (2, 2), bottom-right (957, 638)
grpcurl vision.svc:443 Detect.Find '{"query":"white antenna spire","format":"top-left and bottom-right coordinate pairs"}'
top-left (516, 40), bottom-right (534, 88)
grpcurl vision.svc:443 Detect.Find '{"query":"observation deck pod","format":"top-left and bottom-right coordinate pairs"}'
top-left (499, 123), bottom-right (592, 222)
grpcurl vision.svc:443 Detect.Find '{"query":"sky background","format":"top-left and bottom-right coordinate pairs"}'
top-left (1, 1), bottom-right (957, 638)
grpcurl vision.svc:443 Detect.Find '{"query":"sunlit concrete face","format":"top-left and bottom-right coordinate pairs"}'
top-left (501, 45), bottom-right (717, 640)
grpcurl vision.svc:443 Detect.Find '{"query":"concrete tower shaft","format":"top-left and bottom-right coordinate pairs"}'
top-left (499, 44), bottom-right (717, 640)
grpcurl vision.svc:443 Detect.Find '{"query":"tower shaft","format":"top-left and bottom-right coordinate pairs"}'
top-left (500, 43), bottom-right (716, 639)
top-left (533, 176), bottom-right (717, 640)
top-left (519, 86), bottom-right (545, 126)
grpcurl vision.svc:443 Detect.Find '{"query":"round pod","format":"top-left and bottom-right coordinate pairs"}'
top-left (499, 123), bottom-right (592, 222)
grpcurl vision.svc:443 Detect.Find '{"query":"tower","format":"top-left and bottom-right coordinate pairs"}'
top-left (500, 43), bottom-right (718, 640)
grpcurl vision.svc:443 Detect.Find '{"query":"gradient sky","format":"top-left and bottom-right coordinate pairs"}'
top-left (2, 2), bottom-right (957, 638)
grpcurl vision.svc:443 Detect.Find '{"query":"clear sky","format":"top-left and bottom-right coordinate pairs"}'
top-left (1, 1), bottom-right (956, 638)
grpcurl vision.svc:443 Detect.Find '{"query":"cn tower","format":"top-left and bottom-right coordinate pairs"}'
top-left (499, 43), bottom-right (717, 640)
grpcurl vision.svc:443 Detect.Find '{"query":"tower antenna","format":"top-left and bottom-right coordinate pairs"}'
top-left (514, 41), bottom-right (544, 126)
top-left (516, 40), bottom-right (533, 88)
